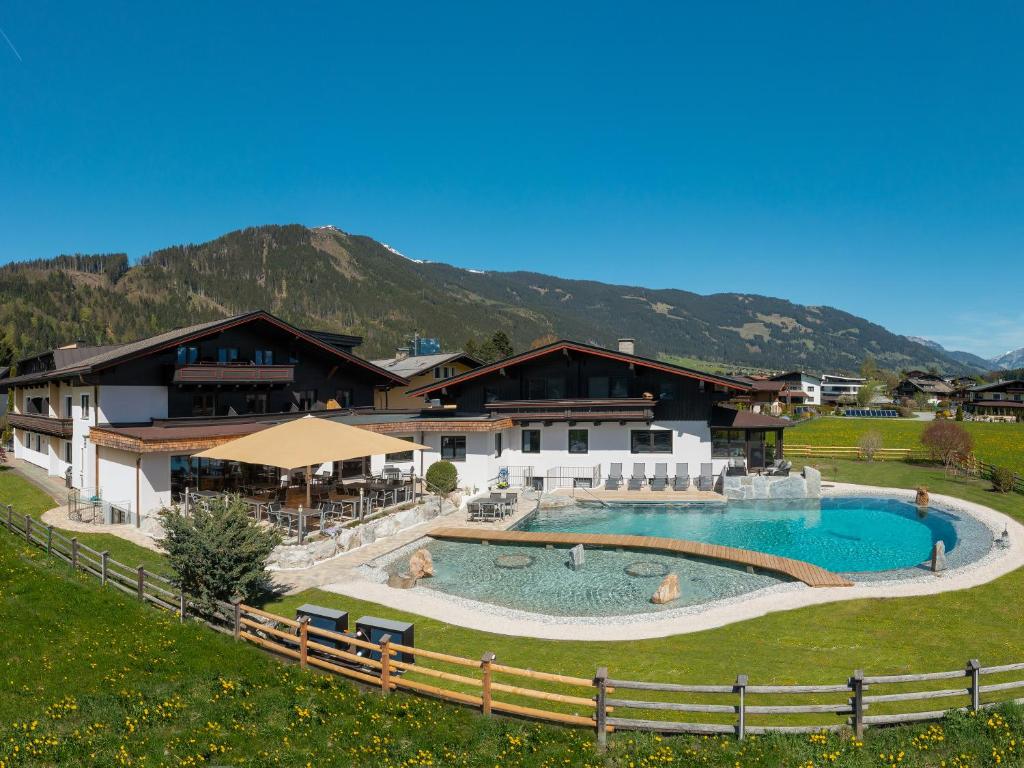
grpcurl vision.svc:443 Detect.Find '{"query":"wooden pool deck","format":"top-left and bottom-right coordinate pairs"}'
top-left (429, 528), bottom-right (853, 588)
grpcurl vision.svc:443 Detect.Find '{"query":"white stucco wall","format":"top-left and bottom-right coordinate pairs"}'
top-left (97, 448), bottom-right (172, 520)
top-left (97, 385), bottom-right (168, 424)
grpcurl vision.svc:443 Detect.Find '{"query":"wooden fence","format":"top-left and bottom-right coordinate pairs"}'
top-left (4, 501), bottom-right (1024, 743)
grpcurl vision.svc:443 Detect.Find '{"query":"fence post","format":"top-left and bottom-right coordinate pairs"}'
top-left (594, 667), bottom-right (608, 749)
top-left (735, 674), bottom-right (748, 740)
top-left (100, 551), bottom-right (109, 586)
top-left (379, 634), bottom-right (392, 695)
top-left (24, 514), bottom-right (32, 543)
top-left (136, 566), bottom-right (145, 601)
top-left (851, 670), bottom-right (865, 740)
top-left (70, 537), bottom-right (79, 572)
top-left (46, 525), bottom-right (53, 555)
top-left (480, 652), bottom-right (496, 715)
top-left (232, 598), bottom-right (242, 641)
top-left (967, 659), bottom-right (981, 711)
top-left (298, 616), bottom-right (309, 670)
top-left (179, 589), bottom-right (187, 623)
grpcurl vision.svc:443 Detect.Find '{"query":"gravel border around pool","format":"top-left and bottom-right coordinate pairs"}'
top-left (319, 483), bottom-right (1024, 640)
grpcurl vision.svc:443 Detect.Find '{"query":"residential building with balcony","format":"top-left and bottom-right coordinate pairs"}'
top-left (964, 379), bottom-right (1024, 422)
top-left (820, 374), bottom-right (867, 404)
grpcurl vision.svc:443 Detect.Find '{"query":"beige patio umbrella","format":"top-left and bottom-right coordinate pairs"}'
top-left (192, 415), bottom-right (428, 509)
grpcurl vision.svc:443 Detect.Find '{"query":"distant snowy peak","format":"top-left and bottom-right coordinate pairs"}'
top-left (466, 268), bottom-right (486, 274)
top-left (906, 336), bottom-right (944, 351)
top-left (313, 224), bottom-right (342, 232)
top-left (381, 242), bottom-right (428, 264)
top-left (991, 347), bottom-right (1024, 369)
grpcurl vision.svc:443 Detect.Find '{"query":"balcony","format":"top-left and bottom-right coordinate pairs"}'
top-left (485, 398), bottom-right (656, 424)
top-left (172, 362), bottom-right (295, 386)
top-left (9, 412), bottom-right (74, 439)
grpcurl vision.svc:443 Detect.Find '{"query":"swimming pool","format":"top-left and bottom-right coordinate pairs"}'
top-left (515, 497), bottom-right (968, 573)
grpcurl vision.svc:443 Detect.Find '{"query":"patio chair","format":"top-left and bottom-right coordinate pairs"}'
top-left (696, 463), bottom-right (715, 492)
top-left (627, 463), bottom-right (646, 491)
top-left (490, 492), bottom-right (509, 517)
top-left (604, 463), bottom-right (623, 490)
top-left (770, 459), bottom-right (792, 477)
top-left (726, 457), bottom-right (748, 477)
top-left (672, 463), bottom-right (690, 491)
top-left (650, 463), bottom-right (669, 491)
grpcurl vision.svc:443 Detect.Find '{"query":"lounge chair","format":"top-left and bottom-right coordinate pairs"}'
top-left (726, 457), bottom-right (747, 476)
top-left (767, 460), bottom-right (792, 477)
top-left (628, 463), bottom-right (646, 491)
top-left (672, 463), bottom-right (690, 491)
top-left (650, 463), bottom-right (668, 491)
top-left (696, 463), bottom-right (715, 492)
top-left (604, 463), bottom-right (623, 490)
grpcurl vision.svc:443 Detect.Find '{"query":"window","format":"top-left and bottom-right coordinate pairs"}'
top-left (245, 392), bottom-right (268, 414)
top-left (630, 430), bottom-right (672, 454)
top-left (807, 385), bottom-right (815, 392)
top-left (335, 389), bottom-right (354, 408)
top-left (254, 349), bottom-right (274, 365)
top-left (568, 429), bottom-right (589, 454)
top-left (34, 434), bottom-right (41, 452)
top-left (526, 377), bottom-right (565, 399)
top-left (217, 347), bottom-right (239, 363)
top-left (588, 375), bottom-right (630, 398)
top-left (297, 390), bottom-right (318, 411)
top-left (494, 433), bottom-right (503, 458)
top-left (176, 345), bottom-right (199, 365)
top-left (440, 435), bottom-right (466, 462)
top-left (386, 436), bottom-right (416, 462)
top-left (81, 394), bottom-right (91, 420)
top-left (433, 366), bottom-right (454, 379)
top-left (64, 396), bottom-right (73, 418)
top-left (712, 429), bottom-right (746, 459)
top-left (522, 429), bottom-right (541, 454)
top-left (64, 441), bottom-right (73, 464)
top-left (192, 393), bottom-right (216, 417)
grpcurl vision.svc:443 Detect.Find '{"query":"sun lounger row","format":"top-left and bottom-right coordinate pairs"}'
top-left (604, 462), bottom-right (716, 492)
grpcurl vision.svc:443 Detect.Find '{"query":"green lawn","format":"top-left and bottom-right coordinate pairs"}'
top-left (3, 524), bottom-right (1023, 767)
top-left (788, 417), bottom-right (1024, 474)
top-left (0, 465), bottom-right (169, 574)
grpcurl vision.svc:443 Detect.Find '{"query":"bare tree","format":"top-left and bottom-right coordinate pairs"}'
top-left (858, 430), bottom-right (883, 461)
top-left (920, 421), bottom-right (973, 475)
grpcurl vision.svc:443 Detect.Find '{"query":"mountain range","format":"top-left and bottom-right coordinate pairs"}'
top-left (0, 224), bottom-right (1007, 375)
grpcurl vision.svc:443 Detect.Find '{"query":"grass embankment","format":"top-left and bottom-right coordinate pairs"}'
top-left (3, 529), bottom-right (1024, 767)
top-left (788, 417), bottom-right (1024, 474)
top-left (0, 465), bottom-right (168, 574)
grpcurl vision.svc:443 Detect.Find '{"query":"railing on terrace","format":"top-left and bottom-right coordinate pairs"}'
top-left (4, 499), bottom-right (1024, 743)
top-left (544, 465), bottom-right (602, 489)
top-left (67, 488), bottom-right (134, 525)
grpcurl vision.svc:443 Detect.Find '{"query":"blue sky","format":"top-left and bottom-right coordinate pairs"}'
top-left (1, 2), bottom-right (1022, 357)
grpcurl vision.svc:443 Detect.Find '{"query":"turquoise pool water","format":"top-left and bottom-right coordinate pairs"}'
top-left (517, 498), bottom-right (961, 573)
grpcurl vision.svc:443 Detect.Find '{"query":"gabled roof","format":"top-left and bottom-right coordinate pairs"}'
top-left (407, 339), bottom-right (751, 397)
top-left (369, 351), bottom-right (482, 379)
top-left (710, 406), bottom-right (791, 429)
top-left (769, 370), bottom-right (822, 383)
top-left (900, 377), bottom-right (955, 395)
top-left (970, 379), bottom-right (1024, 393)
top-left (3, 311), bottom-right (408, 387)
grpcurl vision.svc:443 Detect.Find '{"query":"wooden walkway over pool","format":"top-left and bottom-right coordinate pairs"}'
top-left (429, 528), bottom-right (853, 588)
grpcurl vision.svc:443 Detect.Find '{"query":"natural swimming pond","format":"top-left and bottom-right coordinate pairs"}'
top-left (374, 497), bottom-right (995, 618)
top-left (516, 497), bottom-right (973, 573)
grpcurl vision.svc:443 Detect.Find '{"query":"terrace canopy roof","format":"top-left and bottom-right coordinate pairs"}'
top-left (192, 416), bottom-right (429, 507)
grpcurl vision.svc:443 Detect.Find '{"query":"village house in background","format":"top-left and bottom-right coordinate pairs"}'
top-left (894, 371), bottom-right (955, 405)
top-left (820, 373), bottom-right (867, 404)
top-left (371, 337), bottom-right (481, 409)
top-left (963, 379), bottom-right (1024, 422)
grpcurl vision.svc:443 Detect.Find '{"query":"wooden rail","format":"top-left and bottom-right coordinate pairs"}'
top-left (430, 527), bottom-right (853, 587)
top-left (4, 501), bottom-right (1024, 743)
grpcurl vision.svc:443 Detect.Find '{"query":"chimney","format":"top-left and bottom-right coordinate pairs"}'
top-left (395, 347), bottom-right (411, 361)
top-left (617, 338), bottom-right (635, 355)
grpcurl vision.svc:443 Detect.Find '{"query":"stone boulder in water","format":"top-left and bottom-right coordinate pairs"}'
top-left (651, 573), bottom-right (681, 604)
top-left (409, 548), bottom-right (435, 578)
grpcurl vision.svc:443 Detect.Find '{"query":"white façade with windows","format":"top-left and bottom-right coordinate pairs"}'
top-left (370, 420), bottom-right (717, 493)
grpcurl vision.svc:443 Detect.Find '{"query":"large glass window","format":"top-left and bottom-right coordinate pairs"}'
top-left (440, 435), bottom-right (467, 461)
top-left (245, 392), bottom-right (268, 414)
top-left (192, 393), bottom-right (216, 417)
top-left (386, 436), bottom-right (416, 462)
top-left (176, 345), bottom-right (199, 364)
top-left (297, 390), bottom-right (318, 411)
top-left (254, 349), bottom-right (274, 365)
top-left (80, 394), bottom-right (90, 419)
top-left (217, 347), bottom-right (239, 363)
top-left (711, 429), bottom-right (746, 459)
top-left (568, 429), bottom-right (589, 454)
top-left (588, 375), bottom-right (630, 398)
top-left (630, 430), bottom-right (672, 454)
top-left (525, 377), bottom-right (565, 399)
top-left (335, 389), bottom-right (354, 408)
top-left (522, 429), bottom-right (541, 454)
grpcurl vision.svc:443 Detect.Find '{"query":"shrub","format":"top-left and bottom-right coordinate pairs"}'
top-left (920, 421), bottom-right (974, 474)
top-left (425, 460), bottom-right (458, 495)
top-left (992, 466), bottom-right (1016, 494)
top-left (158, 496), bottom-right (280, 613)
top-left (897, 406), bottom-right (914, 418)
top-left (955, 406), bottom-right (964, 422)
top-left (858, 430), bottom-right (883, 461)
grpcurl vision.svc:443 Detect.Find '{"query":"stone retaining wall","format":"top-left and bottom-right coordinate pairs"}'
top-left (722, 466), bottom-right (821, 500)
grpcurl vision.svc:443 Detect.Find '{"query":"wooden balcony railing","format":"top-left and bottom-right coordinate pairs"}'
top-left (8, 412), bottom-right (74, 439)
top-left (172, 363), bottom-right (295, 385)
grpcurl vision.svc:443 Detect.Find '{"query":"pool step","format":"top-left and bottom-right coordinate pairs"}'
top-left (429, 528), bottom-right (854, 588)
